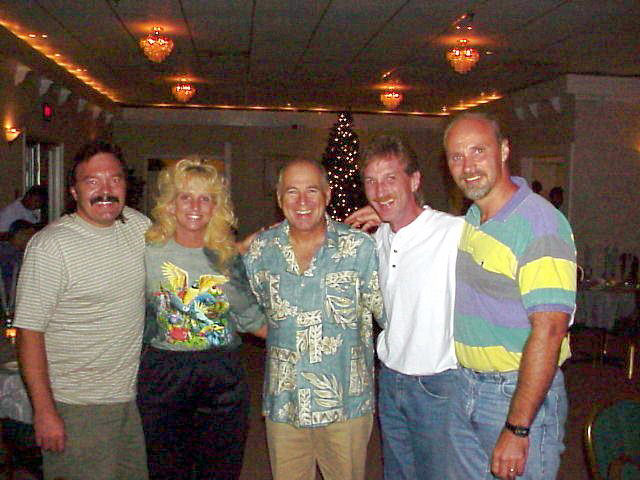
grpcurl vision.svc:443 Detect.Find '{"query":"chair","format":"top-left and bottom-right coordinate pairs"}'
top-left (584, 397), bottom-right (640, 480)
top-left (604, 311), bottom-right (640, 380)
top-left (608, 454), bottom-right (640, 480)
top-left (1, 418), bottom-right (42, 480)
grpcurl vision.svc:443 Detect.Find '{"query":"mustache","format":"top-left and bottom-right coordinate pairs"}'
top-left (90, 195), bottom-right (120, 205)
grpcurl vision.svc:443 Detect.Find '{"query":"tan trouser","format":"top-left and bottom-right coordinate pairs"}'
top-left (266, 414), bottom-right (373, 480)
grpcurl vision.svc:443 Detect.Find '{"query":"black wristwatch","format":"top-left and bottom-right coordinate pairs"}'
top-left (504, 420), bottom-right (530, 437)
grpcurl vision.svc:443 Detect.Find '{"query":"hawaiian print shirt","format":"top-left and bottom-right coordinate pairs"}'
top-left (244, 217), bottom-right (384, 428)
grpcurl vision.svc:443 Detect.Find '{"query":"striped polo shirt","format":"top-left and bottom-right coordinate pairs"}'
top-left (453, 177), bottom-right (576, 372)
top-left (15, 207), bottom-right (150, 404)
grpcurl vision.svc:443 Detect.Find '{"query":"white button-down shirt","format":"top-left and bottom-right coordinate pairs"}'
top-left (375, 207), bottom-right (463, 375)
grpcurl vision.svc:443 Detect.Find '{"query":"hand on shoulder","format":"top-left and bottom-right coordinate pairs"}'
top-left (344, 205), bottom-right (381, 233)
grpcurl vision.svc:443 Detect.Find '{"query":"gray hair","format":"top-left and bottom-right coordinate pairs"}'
top-left (276, 158), bottom-right (329, 197)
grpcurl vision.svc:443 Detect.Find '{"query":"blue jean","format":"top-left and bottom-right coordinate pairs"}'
top-left (448, 367), bottom-right (568, 479)
top-left (378, 364), bottom-right (456, 479)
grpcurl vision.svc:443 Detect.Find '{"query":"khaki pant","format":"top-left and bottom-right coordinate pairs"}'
top-left (266, 414), bottom-right (373, 480)
top-left (43, 401), bottom-right (148, 480)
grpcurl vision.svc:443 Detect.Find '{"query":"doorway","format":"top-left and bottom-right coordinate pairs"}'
top-left (25, 140), bottom-right (64, 223)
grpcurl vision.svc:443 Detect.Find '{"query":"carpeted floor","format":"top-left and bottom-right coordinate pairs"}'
top-left (1, 327), bottom-right (637, 479)
top-left (240, 327), bottom-right (640, 480)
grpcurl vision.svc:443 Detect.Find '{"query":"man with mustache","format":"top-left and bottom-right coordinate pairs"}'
top-left (14, 141), bottom-right (150, 480)
top-left (346, 136), bottom-right (463, 479)
top-left (444, 113), bottom-right (576, 480)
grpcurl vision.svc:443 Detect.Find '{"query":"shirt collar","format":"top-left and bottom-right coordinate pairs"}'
top-left (274, 214), bottom-right (338, 276)
top-left (467, 176), bottom-right (530, 225)
top-left (276, 214), bottom-right (338, 249)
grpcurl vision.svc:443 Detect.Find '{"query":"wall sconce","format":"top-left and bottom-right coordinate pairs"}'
top-left (4, 127), bottom-right (22, 143)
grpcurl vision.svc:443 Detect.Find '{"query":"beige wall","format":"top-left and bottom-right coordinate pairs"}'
top-left (0, 28), bottom-right (115, 209)
top-left (571, 98), bottom-right (640, 269)
top-left (470, 75), bottom-right (640, 271)
top-left (114, 111), bottom-right (447, 236)
top-left (466, 77), bottom-right (576, 180)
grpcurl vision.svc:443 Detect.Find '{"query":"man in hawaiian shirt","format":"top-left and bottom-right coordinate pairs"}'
top-left (244, 158), bottom-right (384, 480)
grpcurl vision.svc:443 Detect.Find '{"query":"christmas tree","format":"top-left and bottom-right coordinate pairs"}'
top-left (321, 112), bottom-right (366, 221)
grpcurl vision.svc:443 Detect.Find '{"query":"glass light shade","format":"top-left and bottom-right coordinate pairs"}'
top-left (447, 39), bottom-right (480, 74)
top-left (172, 82), bottom-right (196, 102)
top-left (140, 27), bottom-right (174, 63)
top-left (380, 90), bottom-right (403, 110)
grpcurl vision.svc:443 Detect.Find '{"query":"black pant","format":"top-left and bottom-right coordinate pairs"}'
top-left (137, 347), bottom-right (249, 480)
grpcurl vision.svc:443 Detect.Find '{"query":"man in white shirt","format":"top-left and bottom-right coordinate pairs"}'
top-left (346, 136), bottom-right (462, 479)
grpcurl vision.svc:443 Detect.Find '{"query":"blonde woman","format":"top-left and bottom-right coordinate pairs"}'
top-left (137, 156), bottom-right (266, 479)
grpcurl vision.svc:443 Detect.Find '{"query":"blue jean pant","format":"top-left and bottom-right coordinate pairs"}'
top-left (448, 367), bottom-right (568, 479)
top-left (378, 364), bottom-right (456, 479)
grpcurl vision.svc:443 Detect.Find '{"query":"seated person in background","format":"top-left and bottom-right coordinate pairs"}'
top-left (531, 180), bottom-right (543, 194)
top-left (138, 155), bottom-right (267, 480)
top-left (0, 220), bottom-right (38, 314)
top-left (0, 186), bottom-right (47, 240)
top-left (549, 186), bottom-right (564, 209)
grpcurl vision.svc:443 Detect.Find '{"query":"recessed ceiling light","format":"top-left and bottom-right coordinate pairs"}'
top-left (41, 34), bottom-right (47, 38)
top-left (54, 53), bottom-right (61, 57)
top-left (485, 51), bottom-right (494, 55)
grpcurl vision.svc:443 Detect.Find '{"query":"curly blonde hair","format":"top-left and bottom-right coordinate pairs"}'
top-left (145, 155), bottom-right (237, 271)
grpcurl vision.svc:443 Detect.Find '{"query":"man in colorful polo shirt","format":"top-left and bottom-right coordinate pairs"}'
top-left (244, 159), bottom-right (384, 480)
top-left (444, 113), bottom-right (576, 480)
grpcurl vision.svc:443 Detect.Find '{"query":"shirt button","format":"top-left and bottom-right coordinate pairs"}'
top-left (392, 265), bottom-right (396, 268)
top-left (393, 249), bottom-right (398, 253)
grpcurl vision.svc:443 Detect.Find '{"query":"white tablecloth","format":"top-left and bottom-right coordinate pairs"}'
top-left (0, 369), bottom-right (32, 423)
top-left (575, 287), bottom-right (637, 330)
top-left (0, 337), bottom-right (32, 423)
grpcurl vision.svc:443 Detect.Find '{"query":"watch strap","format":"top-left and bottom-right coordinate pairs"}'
top-left (504, 420), bottom-right (530, 437)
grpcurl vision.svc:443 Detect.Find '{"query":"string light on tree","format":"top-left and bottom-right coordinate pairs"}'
top-left (321, 112), bottom-right (366, 220)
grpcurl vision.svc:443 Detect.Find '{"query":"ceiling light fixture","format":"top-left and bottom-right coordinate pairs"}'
top-left (447, 38), bottom-right (480, 74)
top-left (380, 89), bottom-right (403, 110)
top-left (172, 80), bottom-right (196, 102)
top-left (378, 71), bottom-right (404, 110)
top-left (140, 27), bottom-right (174, 63)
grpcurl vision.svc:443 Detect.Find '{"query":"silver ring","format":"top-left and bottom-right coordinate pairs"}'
top-left (509, 467), bottom-right (515, 472)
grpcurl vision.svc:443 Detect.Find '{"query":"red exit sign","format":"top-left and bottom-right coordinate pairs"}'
top-left (42, 102), bottom-right (53, 121)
